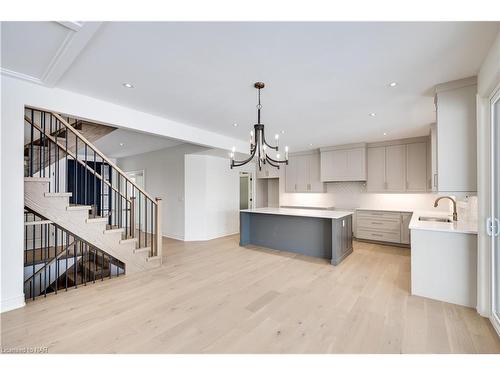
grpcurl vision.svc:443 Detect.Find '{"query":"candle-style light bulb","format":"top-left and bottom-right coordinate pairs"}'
top-left (277, 153), bottom-right (281, 159)
top-left (275, 134), bottom-right (279, 148)
top-left (285, 146), bottom-right (289, 160)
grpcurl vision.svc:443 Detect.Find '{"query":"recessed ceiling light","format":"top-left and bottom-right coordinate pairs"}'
top-left (119, 143), bottom-right (124, 146)
top-left (122, 83), bottom-right (134, 89)
top-left (369, 113), bottom-right (376, 117)
top-left (389, 82), bottom-right (397, 87)
top-left (309, 143), bottom-right (313, 146)
top-left (383, 132), bottom-right (387, 136)
top-left (233, 123), bottom-right (238, 127)
top-left (281, 130), bottom-right (285, 134)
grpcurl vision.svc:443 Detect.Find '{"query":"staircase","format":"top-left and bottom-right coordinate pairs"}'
top-left (23, 108), bottom-right (162, 300)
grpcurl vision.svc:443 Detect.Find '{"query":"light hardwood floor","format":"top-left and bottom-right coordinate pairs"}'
top-left (1, 236), bottom-right (499, 354)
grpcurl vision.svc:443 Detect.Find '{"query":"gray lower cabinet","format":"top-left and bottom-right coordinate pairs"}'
top-left (355, 209), bottom-right (411, 246)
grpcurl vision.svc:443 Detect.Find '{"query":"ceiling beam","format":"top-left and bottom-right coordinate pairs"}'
top-left (41, 22), bottom-right (103, 87)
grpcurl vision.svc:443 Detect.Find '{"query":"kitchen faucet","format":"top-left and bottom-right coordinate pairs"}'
top-left (434, 196), bottom-right (457, 221)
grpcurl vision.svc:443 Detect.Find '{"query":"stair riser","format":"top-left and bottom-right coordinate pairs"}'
top-left (25, 180), bottom-right (157, 274)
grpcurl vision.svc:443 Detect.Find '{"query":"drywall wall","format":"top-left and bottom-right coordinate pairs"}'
top-left (118, 143), bottom-right (207, 240)
top-left (476, 28), bottom-right (500, 318)
top-left (184, 154), bottom-right (255, 241)
top-left (0, 75), bottom-right (247, 313)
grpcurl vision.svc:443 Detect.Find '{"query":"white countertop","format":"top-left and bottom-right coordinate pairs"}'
top-left (356, 207), bottom-right (414, 213)
top-left (409, 210), bottom-right (478, 235)
top-left (240, 207), bottom-right (353, 219)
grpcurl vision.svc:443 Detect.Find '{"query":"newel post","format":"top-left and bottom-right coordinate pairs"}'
top-left (155, 197), bottom-right (162, 264)
top-left (129, 196), bottom-right (136, 239)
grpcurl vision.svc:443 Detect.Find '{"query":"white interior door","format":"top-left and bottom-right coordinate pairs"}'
top-left (491, 88), bottom-right (500, 334)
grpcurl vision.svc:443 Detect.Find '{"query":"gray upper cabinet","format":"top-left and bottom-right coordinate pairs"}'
top-left (434, 77), bottom-right (477, 192)
top-left (385, 145), bottom-right (406, 191)
top-left (320, 144), bottom-right (366, 182)
top-left (366, 138), bottom-right (429, 193)
top-left (367, 147), bottom-right (386, 191)
top-left (406, 142), bottom-right (428, 192)
top-left (285, 151), bottom-right (325, 193)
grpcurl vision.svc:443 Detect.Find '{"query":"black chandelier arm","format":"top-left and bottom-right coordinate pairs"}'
top-left (231, 145), bottom-right (257, 168)
top-left (266, 154), bottom-right (288, 165)
top-left (262, 133), bottom-right (279, 151)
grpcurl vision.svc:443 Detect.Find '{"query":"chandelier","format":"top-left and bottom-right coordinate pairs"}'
top-left (230, 82), bottom-right (289, 170)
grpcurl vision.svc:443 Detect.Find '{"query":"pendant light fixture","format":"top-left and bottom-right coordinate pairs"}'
top-left (230, 82), bottom-right (289, 170)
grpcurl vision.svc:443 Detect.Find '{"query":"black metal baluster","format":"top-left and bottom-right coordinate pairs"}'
top-left (145, 197), bottom-right (148, 248)
top-left (41, 112), bottom-right (45, 178)
top-left (32, 224), bottom-right (35, 300)
top-left (125, 182), bottom-right (128, 237)
top-left (44, 223), bottom-right (47, 297)
top-left (85, 144), bottom-right (88, 206)
top-left (138, 194), bottom-right (142, 247)
top-left (65, 232), bottom-right (68, 291)
top-left (30, 109), bottom-right (34, 176)
top-left (75, 137), bottom-right (78, 204)
top-left (101, 251), bottom-right (104, 281)
top-left (93, 151), bottom-right (97, 217)
top-left (55, 227), bottom-right (58, 295)
top-left (74, 239), bottom-right (77, 289)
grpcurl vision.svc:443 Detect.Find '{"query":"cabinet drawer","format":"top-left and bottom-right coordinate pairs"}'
top-left (356, 210), bottom-right (401, 221)
top-left (357, 218), bottom-right (401, 232)
top-left (356, 229), bottom-right (401, 243)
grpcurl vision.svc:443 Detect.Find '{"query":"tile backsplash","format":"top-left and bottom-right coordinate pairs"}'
top-left (279, 181), bottom-right (474, 214)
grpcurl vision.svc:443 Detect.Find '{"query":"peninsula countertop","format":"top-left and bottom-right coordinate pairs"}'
top-left (409, 210), bottom-right (478, 235)
top-left (240, 207), bottom-right (354, 220)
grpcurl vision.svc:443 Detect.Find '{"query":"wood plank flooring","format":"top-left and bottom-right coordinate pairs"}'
top-left (1, 236), bottom-right (499, 353)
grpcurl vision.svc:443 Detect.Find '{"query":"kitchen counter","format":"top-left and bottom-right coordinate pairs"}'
top-left (409, 210), bottom-right (478, 307)
top-left (409, 210), bottom-right (478, 235)
top-left (241, 207), bottom-right (353, 220)
top-left (356, 207), bottom-right (413, 213)
top-left (240, 208), bottom-right (353, 265)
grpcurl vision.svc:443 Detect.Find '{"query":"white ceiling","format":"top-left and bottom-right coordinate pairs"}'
top-left (2, 21), bottom-right (499, 151)
top-left (93, 128), bottom-right (183, 158)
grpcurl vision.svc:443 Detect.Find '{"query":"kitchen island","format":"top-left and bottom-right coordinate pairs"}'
top-left (240, 207), bottom-right (353, 265)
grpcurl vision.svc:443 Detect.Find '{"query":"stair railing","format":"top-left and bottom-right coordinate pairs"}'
top-left (24, 107), bottom-right (162, 260)
top-left (24, 209), bottom-right (125, 300)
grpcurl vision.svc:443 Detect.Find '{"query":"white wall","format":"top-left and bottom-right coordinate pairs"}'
top-left (0, 75), bottom-right (247, 313)
top-left (476, 29), bottom-right (500, 318)
top-left (184, 154), bottom-right (255, 241)
top-left (118, 144), bottom-right (207, 240)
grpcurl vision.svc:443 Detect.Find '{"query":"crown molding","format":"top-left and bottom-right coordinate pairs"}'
top-left (56, 21), bottom-right (84, 32)
top-left (0, 68), bottom-right (44, 86)
top-left (1, 22), bottom-right (102, 88)
top-left (42, 22), bottom-right (103, 87)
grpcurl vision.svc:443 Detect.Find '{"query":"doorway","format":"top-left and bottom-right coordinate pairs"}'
top-left (491, 87), bottom-right (500, 333)
top-left (239, 172), bottom-right (253, 210)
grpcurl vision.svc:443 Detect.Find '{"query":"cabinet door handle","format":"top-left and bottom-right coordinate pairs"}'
top-left (371, 233), bottom-right (383, 237)
top-left (384, 182), bottom-right (388, 190)
top-left (406, 181), bottom-right (409, 190)
top-left (371, 221), bottom-right (384, 225)
top-left (433, 173), bottom-right (437, 188)
top-left (295, 183), bottom-right (297, 191)
top-left (307, 183), bottom-right (311, 190)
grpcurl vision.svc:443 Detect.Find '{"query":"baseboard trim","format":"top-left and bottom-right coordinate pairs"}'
top-left (164, 233), bottom-right (185, 241)
top-left (1, 294), bottom-right (25, 313)
top-left (184, 231), bottom-right (239, 242)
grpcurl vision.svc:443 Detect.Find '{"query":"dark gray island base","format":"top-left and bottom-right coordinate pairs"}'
top-left (239, 208), bottom-right (353, 265)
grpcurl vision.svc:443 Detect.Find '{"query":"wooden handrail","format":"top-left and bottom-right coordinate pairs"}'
top-left (51, 112), bottom-right (157, 204)
top-left (25, 115), bottom-right (131, 204)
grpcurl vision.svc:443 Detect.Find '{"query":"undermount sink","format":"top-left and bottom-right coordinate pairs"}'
top-left (418, 216), bottom-right (452, 223)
